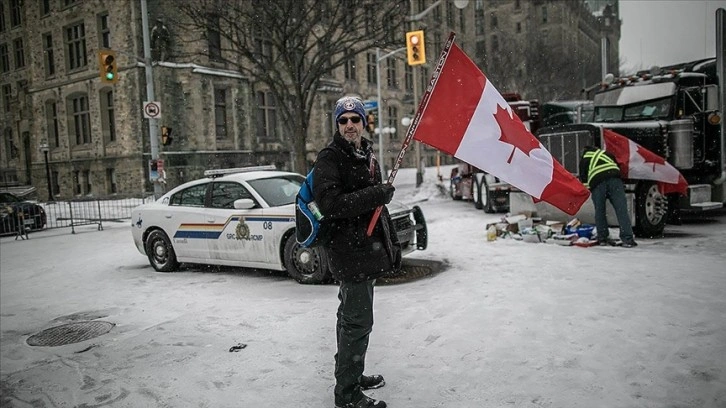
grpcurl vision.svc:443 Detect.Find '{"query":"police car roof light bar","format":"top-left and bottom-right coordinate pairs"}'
top-left (204, 165), bottom-right (277, 178)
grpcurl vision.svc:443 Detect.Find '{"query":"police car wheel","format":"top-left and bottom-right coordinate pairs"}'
top-left (283, 235), bottom-right (330, 284)
top-left (145, 229), bottom-right (179, 272)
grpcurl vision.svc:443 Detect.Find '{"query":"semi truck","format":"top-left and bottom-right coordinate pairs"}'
top-left (520, 9), bottom-right (726, 237)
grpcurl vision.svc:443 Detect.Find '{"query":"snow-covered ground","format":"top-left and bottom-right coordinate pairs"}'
top-left (1, 165), bottom-right (725, 407)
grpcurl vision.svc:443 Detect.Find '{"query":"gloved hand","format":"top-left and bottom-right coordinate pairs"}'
top-left (377, 183), bottom-right (395, 205)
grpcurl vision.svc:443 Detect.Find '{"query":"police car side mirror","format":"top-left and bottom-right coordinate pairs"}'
top-left (233, 199), bottom-right (255, 209)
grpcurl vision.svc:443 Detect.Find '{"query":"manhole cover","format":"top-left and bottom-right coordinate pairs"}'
top-left (27, 321), bottom-right (115, 347)
top-left (377, 260), bottom-right (441, 285)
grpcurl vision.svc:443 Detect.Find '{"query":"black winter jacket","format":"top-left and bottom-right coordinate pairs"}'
top-left (312, 132), bottom-right (400, 282)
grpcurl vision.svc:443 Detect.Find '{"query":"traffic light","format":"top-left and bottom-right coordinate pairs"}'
top-left (406, 30), bottom-right (426, 66)
top-left (161, 126), bottom-right (173, 146)
top-left (98, 49), bottom-right (118, 84)
top-left (366, 113), bottom-right (376, 134)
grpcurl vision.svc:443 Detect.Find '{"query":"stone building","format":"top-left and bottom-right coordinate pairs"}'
top-left (0, 0), bottom-right (619, 200)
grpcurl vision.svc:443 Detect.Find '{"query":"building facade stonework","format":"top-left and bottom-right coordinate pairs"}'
top-left (0, 0), bottom-right (619, 200)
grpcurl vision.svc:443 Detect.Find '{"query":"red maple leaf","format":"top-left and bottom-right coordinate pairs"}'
top-left (494, 104), bottom-right (541, 163)
top-left (636, 145), bottom-right (666, 172)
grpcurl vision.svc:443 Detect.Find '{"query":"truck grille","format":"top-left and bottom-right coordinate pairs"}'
top-left (538, 128), bottom-right (597, 175)
top-left (392, 214), bottom-right (412, 232)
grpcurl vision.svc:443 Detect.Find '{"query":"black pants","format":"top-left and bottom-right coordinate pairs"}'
top-left (334, 279), bottom-right (375, 405)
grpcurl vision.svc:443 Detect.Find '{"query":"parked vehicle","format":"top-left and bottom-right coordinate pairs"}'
top-left (449, 93), bottom-right (538, 212)
top-left (0, 192), bottom-right (47, 235)
top-left (534, 15), bottom-right (726, 238)
top-left (449, 163), bottom-right (515, 213)
top-left (541, 100), bottom-right (594, 127)
top-left (131, 166), bottom-right (427, 284)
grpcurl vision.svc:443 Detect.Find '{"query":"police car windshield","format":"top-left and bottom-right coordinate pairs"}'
top-left (248, 175), bottom-right (305, 207)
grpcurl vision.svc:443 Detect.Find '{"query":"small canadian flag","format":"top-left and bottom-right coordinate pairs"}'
top-left (602, 129), bottom-right (688, 196)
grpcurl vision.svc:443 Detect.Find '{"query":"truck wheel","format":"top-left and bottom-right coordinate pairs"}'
top-left (145, 229), bottom-right (179, 272)
top-left (472, 178), bottom-right (483, 209)
top-left (634, 181), bottom-right (667, 238)
top-left (482, 178), bottom-right (495, 213)
top-left (283, 234), bottom-right (330, 284)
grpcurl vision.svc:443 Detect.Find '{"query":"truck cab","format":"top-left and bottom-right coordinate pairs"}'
top-left (532, 58), bottom-right (725, 237)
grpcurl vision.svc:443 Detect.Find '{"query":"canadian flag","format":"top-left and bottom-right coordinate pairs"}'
top-left (602, 129), bottom-right (688, 196)
top-left (412, 41), bottom-right (590, 215)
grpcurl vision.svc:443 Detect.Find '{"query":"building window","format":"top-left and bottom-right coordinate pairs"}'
top-left (516, 22), bottom-right (521, 33)
top-left (475, 9), bottom-right (485, 35)
top-left (82, 169), bottom-right (91, 194)
top-left (40, 0), bottom-right (52, 16)
top-left (45, 100), bottom-right (59, 147)
top-left (386, 58), bottom-right (397, 89)
top-left (515, 0), bottom-right (520, 9)
top-left (2, 84), bottom-right (11, 112)
top-left (64, 0), bottom-right (79, 7)
top-left (366, 52), bottom-right (376, 85)
top-left (492, 35), bottom-right (499, 52)
top-left (459, 9), bottom-right (466, 32)
top-left (43, 33), bottom-right (55, 76)
top-left (10, 0), bottom-right (21, 27)
top-left (13, 38), bottom-right (24, 68)
top-left (106, 168), bottom-right (117, 194)
top-left (100, 89), bottom-right (115, 142)
top-left (364, 5), bottom-right (375, 34)
top-left (65, 22), bottom-right (87, 70)
top-left (73, 171), bottom-right (80, 195)
top-left (214, 88), bottom-right (227, 140)
top-left (344, 58), bottom-right (356, 81)
top-left (542, 6), bottom-right (548, 23)
top-left (51, 170), bottom-right (60, 195)
top-left (207, 14), bottom-right (222, 61)
top-left (0, 2), bottom-right (5, 33)
top-left (254, 35), bottom-right (272, 65)
top-left (4, 127), bottom-right (18, 159)
top-left (98, 13), bottom-right (110, 48)
top-left (0, 43), bottom-right (8, 72)
top-left (446, 1), bottom-right (455, 26)
top-left (256, 91), bottom-right (277, 141)
top-left (69, 94), bottom-right (91, 145)
top-left (405, 64), bottom-right (413, 92)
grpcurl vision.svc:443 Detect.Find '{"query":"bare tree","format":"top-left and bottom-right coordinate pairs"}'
top-left (174, 0), bottom-right (408, 172)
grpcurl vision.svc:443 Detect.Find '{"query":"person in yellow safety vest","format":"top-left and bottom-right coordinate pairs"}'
top-left (578, 146), bottom-right (638, 248)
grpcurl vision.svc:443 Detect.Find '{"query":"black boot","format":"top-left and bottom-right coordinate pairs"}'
top-left (336, 394), bottom-right (387, 408)
top-left (360, 374), bottom-right (385, 390)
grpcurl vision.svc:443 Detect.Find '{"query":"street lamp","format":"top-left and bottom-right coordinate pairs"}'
top-left (39, 142), bottom-right (54, 202)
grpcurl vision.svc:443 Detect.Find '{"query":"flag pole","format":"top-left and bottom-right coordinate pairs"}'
top-left (366, 32), bottom-right (458, 236)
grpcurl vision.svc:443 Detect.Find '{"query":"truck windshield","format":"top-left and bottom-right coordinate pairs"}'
top-left (594, 97), bottom-right (672, 122)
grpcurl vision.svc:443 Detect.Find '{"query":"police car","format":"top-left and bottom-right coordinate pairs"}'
top-left (131, 166), bottom-right (427, 284)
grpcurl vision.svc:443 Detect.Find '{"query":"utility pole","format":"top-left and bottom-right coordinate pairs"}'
top-left (141, 0), bottom-right (162, 198)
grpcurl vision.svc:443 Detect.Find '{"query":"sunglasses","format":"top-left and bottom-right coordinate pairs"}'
top-left (337, 116), bottom-right (362, 125)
